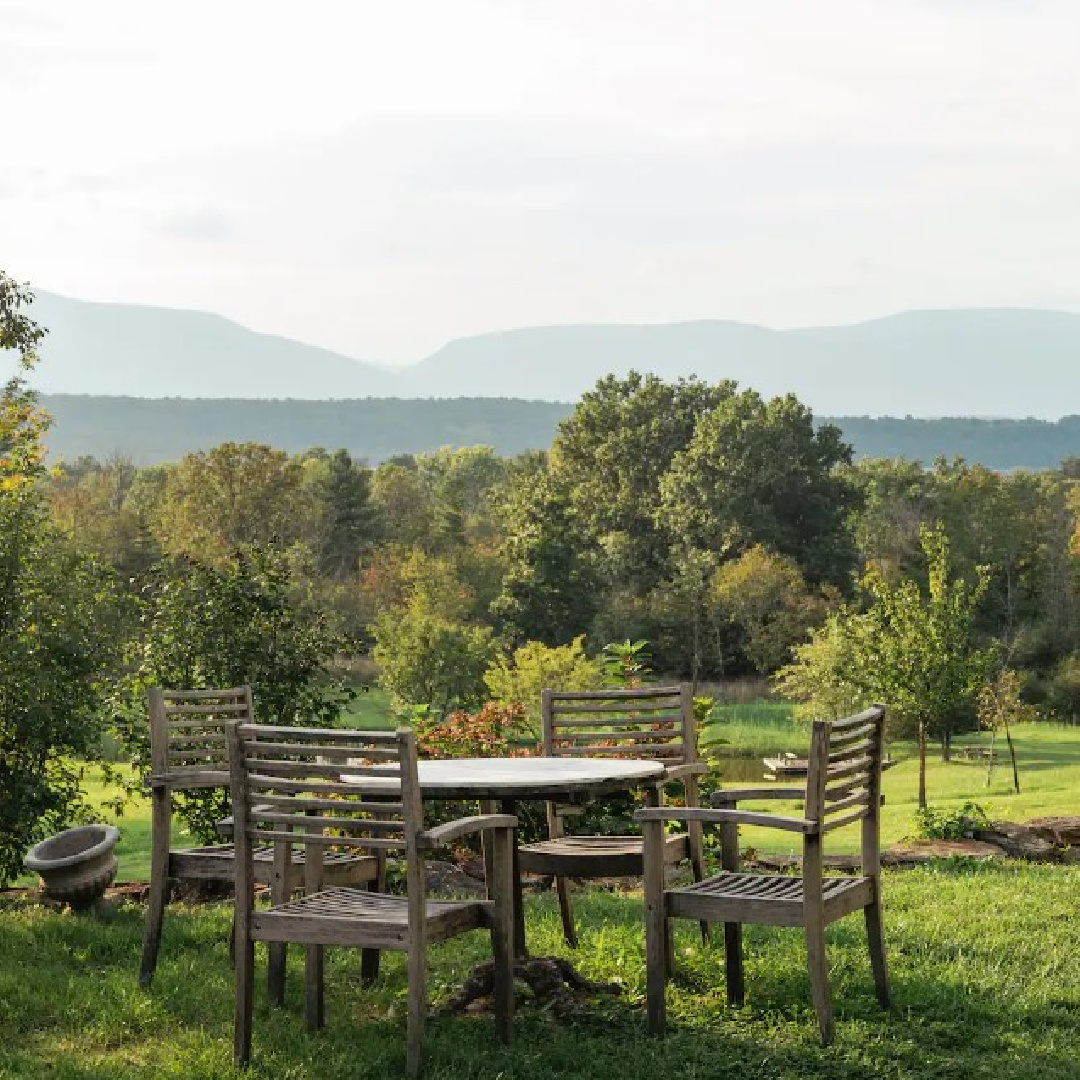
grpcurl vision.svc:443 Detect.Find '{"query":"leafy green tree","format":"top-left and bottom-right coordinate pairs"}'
top-left (775, 524), bottom-right (995, 809)
top-left (491, 469), bottom-right (599, 645)
top-left (111, 542), bottom-right (353, 842)
top-left (484, 635), bottom-right (605, 736)
top-left (372, 604), bottom-right (497, 716)
top-left (48, 453), bottom-right (160, 580)
top-left (307, 448), bottom-right (378, 579)
top-left (709, 545), bottom-right (838, 674)
top-left (370, 460), bottom-right (435, 548)
top-left (660, 390), bottom-right (857, 587)
top-left (0, 274), bottom-right (122, 883)
top-left (845, 456), bottom-right (936, 580)
top-left (551, 372), bottom-right (736, 592)
top-left (417, 446), bottom-right (508, 547)
top-left (153, 442), bottom-right (311, 561)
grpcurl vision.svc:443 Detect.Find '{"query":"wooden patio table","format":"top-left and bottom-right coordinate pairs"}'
top-left (342, 756), bottom-right (665, 959)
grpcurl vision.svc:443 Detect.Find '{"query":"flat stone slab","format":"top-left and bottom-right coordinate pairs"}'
top-left (1023, 816), bottom-right (1080, 848)
top-left (884, 839), bottom-right (1006, 863)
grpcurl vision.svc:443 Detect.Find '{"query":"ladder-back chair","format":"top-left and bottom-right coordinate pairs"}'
top-left (636, 704), bottom-right (889, 1044)
top-left (139, 686), bottom-right (377, 993)
top-left (517, 685), bottom-right (709, 947)
top-left (228, 722), bottom-right (516, 1078)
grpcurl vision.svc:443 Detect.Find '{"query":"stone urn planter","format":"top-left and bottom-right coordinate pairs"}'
top-left (23, 824), bottom-right (120, 912)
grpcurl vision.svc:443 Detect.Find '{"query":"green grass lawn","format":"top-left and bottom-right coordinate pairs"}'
top-left (2, 863), bottom-right (1080, 1078)
top-left (339, 687), bottom-right (397, 730)
top-left (732, 722), bottom-right (1080, 857)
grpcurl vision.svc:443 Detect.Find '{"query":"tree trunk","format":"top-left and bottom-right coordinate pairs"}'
top-left (917, 720), bottom-right (927, 811)
top-left (940, 729), bottom-right (951, 763)
top-left (1004, 718), bottom-right (1021, 794)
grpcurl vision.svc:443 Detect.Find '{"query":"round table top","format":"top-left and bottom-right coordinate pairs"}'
top-left (343, 756), bottom-right (665, 801)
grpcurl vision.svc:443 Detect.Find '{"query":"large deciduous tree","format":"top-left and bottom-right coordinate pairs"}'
top-left (153, 442), bottom-right (311, 560)
top-left (551, 372), bottom-right (737, 591)
top-left (660, 390), bottom-right (857, 587)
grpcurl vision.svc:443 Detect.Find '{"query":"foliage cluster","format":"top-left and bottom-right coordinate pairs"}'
top-left (483, 635), bottom-right (605, 737)
top-left (109, 544), bottom-right (354, 843)
top-left (910, 801), bottom-right (992, 840)
top-left (0, 273), bottom-right (125, 884)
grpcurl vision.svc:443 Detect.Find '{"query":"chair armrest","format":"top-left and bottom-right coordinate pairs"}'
top-left (661, 762), bottom-right (710, 783)
top-left (711, 786), bottom-right (804, 805)
top-left (635, 806), bottom-right (818, 834)
top-left (417, 813), bottom-right (518, 850)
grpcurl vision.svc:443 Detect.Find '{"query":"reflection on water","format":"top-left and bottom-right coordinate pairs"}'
top-left (705, 753), bottom-right (775, 783)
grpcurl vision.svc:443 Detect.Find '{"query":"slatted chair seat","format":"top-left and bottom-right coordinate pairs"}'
top-left (636, 704), bottom-right (890, 1046)
top-left (228, 723), bottom-right (516, 1078)
top-left (139, 686), bottom-right (378, 993)
top-left (518, 832), bottom-right (689, 878)
top-left (252, 886), bottom-right (493, 945)
top-left (517, 684), bottom-right (709, 947)
top-left (666, 872), bottom-right (874, 927)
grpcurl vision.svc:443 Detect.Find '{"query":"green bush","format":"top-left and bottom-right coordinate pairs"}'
top-left (110, 543), bottom-right (353, 843)
top-left (1047, 654), bottom-right (1080, 722)
top-left (483, 635), bottom-right (604, 737)
top-left (373, 604), bottom-right (496, 715)
top-left (911, 801), bottom-right (991, 841)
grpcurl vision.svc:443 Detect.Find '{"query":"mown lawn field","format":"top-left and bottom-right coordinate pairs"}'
top-left (2, 862), bottom-right (1079, 1079)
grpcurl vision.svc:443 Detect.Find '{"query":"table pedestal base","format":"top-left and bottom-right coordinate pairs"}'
top-left (437, 956), bottom-right (622, 1020)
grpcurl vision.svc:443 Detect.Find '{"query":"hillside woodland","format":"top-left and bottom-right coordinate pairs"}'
top-left (37, 393), bottom-right (1080, 470)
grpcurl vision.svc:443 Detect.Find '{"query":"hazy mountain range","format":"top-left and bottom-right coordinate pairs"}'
top-left (10, 292), bottom-right (1080, 419)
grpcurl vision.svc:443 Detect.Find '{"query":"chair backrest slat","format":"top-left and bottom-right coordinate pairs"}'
top-left (230, 724), bottom-right (419, 857)
top-left (806, 705), bottom-right (886, 833)
top-left (149, 685), bottom-right (253, 790)
top-left (542, 685), bottom-right (696, 764)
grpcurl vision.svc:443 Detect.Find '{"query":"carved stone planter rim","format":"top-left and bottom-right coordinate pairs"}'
top-left (24, 824), bottom-right (120, 873)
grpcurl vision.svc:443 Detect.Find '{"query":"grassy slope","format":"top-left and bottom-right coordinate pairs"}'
top-left (2, 863), bottom-right (1080, 1079)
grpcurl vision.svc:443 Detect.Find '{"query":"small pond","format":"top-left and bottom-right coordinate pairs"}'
top-left (706, 753), bottom-right (778, 784)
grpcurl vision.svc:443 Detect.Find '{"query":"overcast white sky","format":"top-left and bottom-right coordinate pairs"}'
top-left (2, 0), bottom-right (1078, 362)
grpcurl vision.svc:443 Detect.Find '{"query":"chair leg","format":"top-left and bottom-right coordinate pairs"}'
top-left (360, 946), bottom-right (381, 984)
top-left (865, 899), bottom-right (890, 1008)
top-left (644, 909), bottom-right (668, 1035)
top-left (362, 864), bottom-right (385, 983)
top-left (555, 876), bottom-right (578, 949)
top-left (805, 921), bottom-right (834, 1046)
top-left (139, 869), bottom-right (169, 988)
top-left (642, 831), bottom-right (668, 1034)
top-left (267, 847), bottom-right (292, 1006)
top-left (267, 942), bottom-right (287, 1006)
top-left (687, 824), bottom-right (711, 946)
top-left (406, 944), bottom-right (426, 1079)
top-left (490, 827), bottom-right (515, 1045)
top-left (723, 923), bottom-right (744, 1006)
top-left (234, 936), bottom-right (255, 1066)
top-left (305, 944), bottom-right (325, 1031)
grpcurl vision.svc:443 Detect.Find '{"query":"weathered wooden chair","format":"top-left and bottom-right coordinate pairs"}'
top-left (139, 686), bottom-right (377, 994)
top-left (636, 704), bottom-right (889, 1044)
top-left (228, 722), bottom-right (515, 1078)
top-left (517, 685), bottom-right (709, 947)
